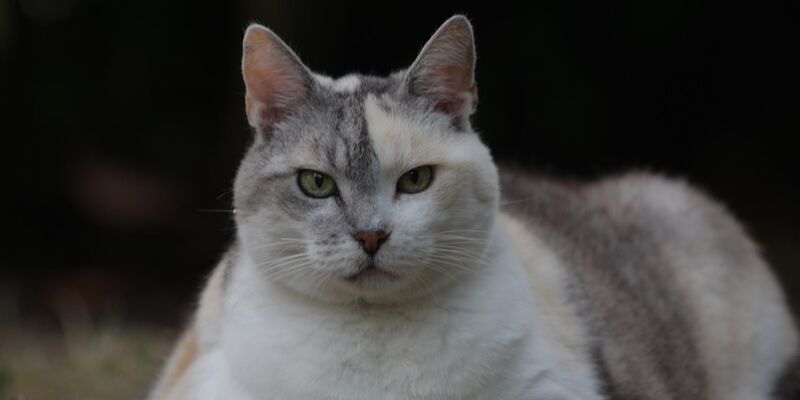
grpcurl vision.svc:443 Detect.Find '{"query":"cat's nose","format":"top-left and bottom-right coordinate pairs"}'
top-left (353, 230), bottom-right (390, 255)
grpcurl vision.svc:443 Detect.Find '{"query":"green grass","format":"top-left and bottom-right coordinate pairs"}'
top-left (0, 323), bottom-right (171, 400)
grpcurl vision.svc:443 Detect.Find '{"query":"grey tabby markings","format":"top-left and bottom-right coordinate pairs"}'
top-left (235, 73), bottom-right (406, 232)
top-left (500, 169), bottom-right (707, 399)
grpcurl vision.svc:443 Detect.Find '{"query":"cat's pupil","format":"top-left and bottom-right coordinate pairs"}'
top-left (314, 174), bottom-right (324, 188)
top-left (409, 170), bottom-right (419, 184)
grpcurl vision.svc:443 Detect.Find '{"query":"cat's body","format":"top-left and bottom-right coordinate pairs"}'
top-left (501, 171), bottom-right (799, 399)
top-left (149, 16), bottom-right (799, 400)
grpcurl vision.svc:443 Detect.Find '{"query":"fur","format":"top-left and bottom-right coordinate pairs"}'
top-left (149, 16), bottom-right (799, 400)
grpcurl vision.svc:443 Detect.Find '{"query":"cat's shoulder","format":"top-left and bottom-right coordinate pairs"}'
top-left (586, 171), bottom-right (722, 217)
top-left (586, 171), bottom-right (752, 244)
top-left (147, 251), bottom-right (233, 400)
top-left (586, 171), bottom-right (736, 229)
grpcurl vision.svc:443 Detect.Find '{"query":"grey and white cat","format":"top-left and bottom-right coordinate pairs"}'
top-left (149, 16), bottom-right (799, 400)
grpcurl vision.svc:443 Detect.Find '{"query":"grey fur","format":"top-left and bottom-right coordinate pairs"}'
top-left (500, 168), bottom-right (794, 399)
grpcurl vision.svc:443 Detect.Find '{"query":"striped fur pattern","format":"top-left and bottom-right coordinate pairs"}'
top-left (149, 16), bottom-right (799, 400)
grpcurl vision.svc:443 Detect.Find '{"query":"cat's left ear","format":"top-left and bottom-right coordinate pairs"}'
top-left (406, 15), bottom-right (477, 128)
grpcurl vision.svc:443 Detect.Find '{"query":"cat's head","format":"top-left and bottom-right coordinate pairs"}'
top-left (233, 16), bottom-right (499, 304)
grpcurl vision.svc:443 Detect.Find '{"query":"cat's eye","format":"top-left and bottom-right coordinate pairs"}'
top-left (298, 170), bottom-right (337, 198)
top-left (397, 166), bottom-right (434, 194)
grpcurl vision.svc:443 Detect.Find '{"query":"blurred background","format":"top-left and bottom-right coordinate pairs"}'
top-left (1, 0), bottom-right (798, 398)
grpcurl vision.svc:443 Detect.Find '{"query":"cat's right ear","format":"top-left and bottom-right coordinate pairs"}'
top-left (242, 24), bottom-right (312, 132)
top-left (406, 16), bottom-right (477, 129)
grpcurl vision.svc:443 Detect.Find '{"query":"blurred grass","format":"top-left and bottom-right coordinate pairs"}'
top-left (0, 322), bottom-right (171, 400)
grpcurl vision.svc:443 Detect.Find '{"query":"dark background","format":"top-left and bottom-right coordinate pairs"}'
top-left (2, 0), bottom-right (798, 328)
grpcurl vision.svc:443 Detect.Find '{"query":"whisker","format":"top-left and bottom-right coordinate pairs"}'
top-left (434, 241), bottom-right (488, 248)
top-left (435, 234), bottom-right (487, 240)
top-left (433, 243), bottom-right (487, 252)
top-left (256, 254), bottom-right (310, 270)
top-left (309, 269), bottom-right (332, 293)
top-left (215, 190), bottom-right (232, 201)
top-left (195, 208), bottom-right (235, 214)
top-left (431, 250), bottom-right (487, 263)
top-left (264, 260), bottom-right (314, 282)
top-left (280, 264), bottom-right (319, 286)
top-left (431, 247), bottom-right (489, 262)
top-left (431, 228), bottom-right (492, 235)
top-left (420, 262), bottom-right (458, 281)
top-left (258, 256), bottom-right (309, 272)
top-left (411, 271), bottom-right (443, 304)
top-left (433, 256), bottom-right (489, 269)
top-left (428, 255), bottom-right (484, 271)
top-left (249, 239), bottom-right (310, 252)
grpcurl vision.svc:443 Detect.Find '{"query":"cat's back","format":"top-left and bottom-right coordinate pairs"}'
top-left (500, 168), bottom-right (799, 400)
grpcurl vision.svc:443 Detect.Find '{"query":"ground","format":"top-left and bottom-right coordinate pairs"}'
top-left (0, 321), bottom-right (170, 400)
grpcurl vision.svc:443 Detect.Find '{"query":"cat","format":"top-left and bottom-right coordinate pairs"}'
top-left (148, 15), bottom-right (799, 400)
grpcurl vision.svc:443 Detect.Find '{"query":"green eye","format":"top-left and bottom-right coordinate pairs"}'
top-left (397, 166), bottom-right (434, 194)
top-left (298, 170), bottom-right (337, 198)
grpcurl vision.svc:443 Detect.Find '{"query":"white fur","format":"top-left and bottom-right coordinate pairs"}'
top-left (167, 217), bottom-right (602, 400)
top-left (332, 74), bottom-right (361, 92)
top-left (313, 74), bottom-right (361, 93)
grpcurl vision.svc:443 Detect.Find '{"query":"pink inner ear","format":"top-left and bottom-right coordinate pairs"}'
top-left (242, 28), bottom-right (309, 129)
top-left (245, 94), bottom-right (293, 130)
top-left (408, 18), bottom-right (477, 122)
top-left (416, 65), bottom-right (477, 120)
top-left (427, 65), bottom-right (470, 95)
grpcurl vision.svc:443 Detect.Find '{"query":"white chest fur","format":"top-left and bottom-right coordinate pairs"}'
top-left (185, 220), bottom-right (602, 400)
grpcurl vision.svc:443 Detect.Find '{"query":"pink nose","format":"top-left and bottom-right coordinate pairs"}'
top-left (354, 230), bottom-right (390, 255)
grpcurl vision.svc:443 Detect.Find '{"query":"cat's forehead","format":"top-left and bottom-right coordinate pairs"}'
top-left (280, 75), bottom-right (397, 157)
top-left (269, 72), bottom-right (451, 180)
top-left (264, 74), bottom-right (394, 192)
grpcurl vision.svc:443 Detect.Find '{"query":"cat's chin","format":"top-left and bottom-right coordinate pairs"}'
top-left (344, 265), bottom-right (400, 285)
top-left (345, 265), bottom-right (400, 282)
top-left (321, 265), bottom-right (435, 304)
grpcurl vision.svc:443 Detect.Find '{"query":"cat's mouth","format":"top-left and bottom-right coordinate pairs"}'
top-left (345, 264), bottom-right (399, 283)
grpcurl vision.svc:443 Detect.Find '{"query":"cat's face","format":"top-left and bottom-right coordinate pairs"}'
top-left (233, 16), bottom-right (498, 303)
